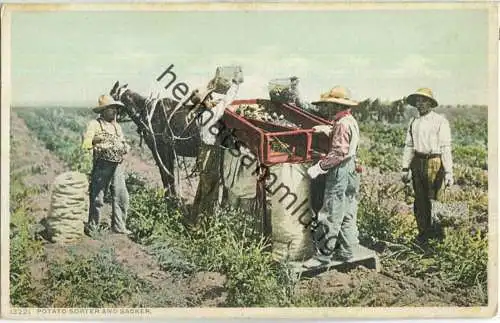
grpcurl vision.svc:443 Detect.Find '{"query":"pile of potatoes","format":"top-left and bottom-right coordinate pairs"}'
top-left (234, 104), bottom-right (299, 129)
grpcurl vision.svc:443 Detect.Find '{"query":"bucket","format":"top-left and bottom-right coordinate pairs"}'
top-left (210, 65), bottom-right (243, 94)
top-left (268, 77), bottom-right (300, 104)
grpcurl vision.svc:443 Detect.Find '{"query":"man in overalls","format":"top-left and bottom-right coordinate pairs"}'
top-left (401, 88), bottom-right (453, 244)
top-left (303, 86), bottom-right (361, 268)
top-left (82, 94), bottom-right (131, 235)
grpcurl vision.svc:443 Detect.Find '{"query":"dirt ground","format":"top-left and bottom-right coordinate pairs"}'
top-left (9, 110), bottom-right (460, 307)
top-left (10, 111), bottom-right (224, 307)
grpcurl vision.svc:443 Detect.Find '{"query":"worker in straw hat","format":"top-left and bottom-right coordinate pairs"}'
top-left (303, 86), bottom-right (362, 269)
top-left (188, 68), bottom-right (244, 231)
top-left (82, 94), bottom-right (131, 236)
top-left (401, 88), bottom-right (453, 244)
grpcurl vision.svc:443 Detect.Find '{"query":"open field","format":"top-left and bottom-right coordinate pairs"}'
top-left (9, 104), bottom-right (488, 307)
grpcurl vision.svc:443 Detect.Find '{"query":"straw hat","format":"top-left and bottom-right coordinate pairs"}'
top-left (312, 86), bottom-right (359, 107)
top-left (406, 88), bottom-right (438, 108)
top-left (93, 94), bottom-right (125, 113)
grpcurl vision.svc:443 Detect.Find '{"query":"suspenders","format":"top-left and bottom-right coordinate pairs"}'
top-left (97, 118), bottom-right (119, 136)
top-left (408, 117), bottom-right (416, 144)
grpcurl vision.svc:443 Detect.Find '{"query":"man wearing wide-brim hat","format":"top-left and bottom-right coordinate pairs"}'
top-left (82, 94), bottom-right (131, 235)
top-left (188, 69), bottom-right (244, 231)
top-left (303, 86), bottom-right (362, 269)
top-left (401, 88), bottom-right (453, 244)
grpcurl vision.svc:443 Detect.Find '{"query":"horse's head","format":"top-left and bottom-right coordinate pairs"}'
top-left (109, 80), bottom-right (201, 158)
top-left (109, 81), bottom-right (143, 122)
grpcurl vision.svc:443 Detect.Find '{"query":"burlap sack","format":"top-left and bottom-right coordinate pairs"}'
top-left (266, 163), bottom-right (314, 262)
top-left (44, 171), bottom-right (89, 243)
top-left (222, 149), bottom-right (314, 262)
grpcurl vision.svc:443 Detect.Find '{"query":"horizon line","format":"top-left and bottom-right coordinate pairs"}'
top-left (10, 102), bottom-right (490, 109)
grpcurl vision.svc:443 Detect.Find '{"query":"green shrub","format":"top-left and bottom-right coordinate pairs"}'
top-left (177, 207), bottom-right (296, 307)
top-left (148, 243), bottom-right (198, 276)
top-left (40, 247), bottom-right (146, 307)
top-left (431, 227), bottom-right (488, 290)
top-left (66, 147), bottom-right (93, 175)
top-left (452, 117), bottom-right (487, 146)
top-left (357, 146), bottom-right (401, 172)
top-left (357, 184), bottom-right (417, 244)
top-left (9, 175), bottom-right (44, 307)
top-left (454, 165), bottom-right (488, 189)
top-left (127, 187), bottom-right (186, 244)
top-left (453, 146), bottom-right (487, 170)
top-left (222, 238), bottom-right (284, 307)
top-left (125, 172), bottom-right (149, 195)
top-left (10, 205), bottom-right (44, 306)
top-left (293, 280), bottom-right (377, 307)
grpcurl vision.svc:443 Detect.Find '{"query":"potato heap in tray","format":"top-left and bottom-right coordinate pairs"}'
top-left (233, 103), bottom-right (300, 129)
top-left (232, 103), bottom-right (304, 153)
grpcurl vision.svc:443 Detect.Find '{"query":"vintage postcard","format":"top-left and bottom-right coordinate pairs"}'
top-left (1, 2), bottom-right (498, 320)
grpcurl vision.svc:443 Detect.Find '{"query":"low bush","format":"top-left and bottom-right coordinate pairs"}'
top-left (9, 174), bottom-right (44, 307)
top-left (357, 183), bottom-right (417, 245)
top-left (127, 186), bottom-right (186, 244)
top-left (430, 227), bottom-right (488, 290)
top-left (40, 247), bottom-right (146, 307)
top-left (185, 207), bottom-right (296, 307)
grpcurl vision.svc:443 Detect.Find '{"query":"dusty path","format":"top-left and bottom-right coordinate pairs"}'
top-left (10, 111), bottom-right (67, 220)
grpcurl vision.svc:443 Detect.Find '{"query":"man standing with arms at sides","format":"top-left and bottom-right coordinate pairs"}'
top-left (400, 88), bottom-right (454, 244)
top-left (303, 86), bottom-right (361, 268)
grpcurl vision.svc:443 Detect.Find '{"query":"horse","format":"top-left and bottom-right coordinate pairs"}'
top-left (109, 81), bottom-right (202, 196)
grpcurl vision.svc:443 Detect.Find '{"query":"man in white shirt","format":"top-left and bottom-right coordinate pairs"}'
top-left (401, 88), bottom-right (454, 244)
top-left (188, 71), bottom-right (244, 230)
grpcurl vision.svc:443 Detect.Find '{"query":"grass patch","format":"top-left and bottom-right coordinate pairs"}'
top-left (39, 247), bottom-right (147, 307)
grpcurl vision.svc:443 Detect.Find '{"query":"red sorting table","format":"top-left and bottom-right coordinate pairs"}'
top-left (222, 99), bottom-right (332, 166)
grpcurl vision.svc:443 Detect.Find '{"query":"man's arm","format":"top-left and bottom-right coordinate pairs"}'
top-left (401, 119), bottom-right (415, 170)
top-left (201, 82), bottom-right (240, 129)
top-left (318, 122), bottom-right (350, 170)
top-left (213, 82), bottom-right (240, 116)
top-left (439, 118), bottom-right (453, 174)
top-left (81, 120), bottom-right (98, 150)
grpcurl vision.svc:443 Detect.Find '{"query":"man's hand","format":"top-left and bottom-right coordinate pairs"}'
top-left (312, 125), bottom-right (333, 136)
top-left (444, 172), bottom-right (454, 187)
top-left (92, 135), bottom-right (104, 145)
top-left (401, 169), bottom-right (411, 184)
top-left (307, 162), bottom-right (328, 179)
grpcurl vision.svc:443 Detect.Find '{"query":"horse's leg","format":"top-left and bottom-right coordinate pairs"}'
top-left (157, 143), bottom-right (176, 197)
top-left (141, 135), bottom-right (175, 195)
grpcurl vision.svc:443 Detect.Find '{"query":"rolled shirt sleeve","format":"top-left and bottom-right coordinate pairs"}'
top-left (319, 122), bottom-right (350, 170)
top-left (401, 119), bottom-right (415, 169)
top-left (198, 82), bottom-right (239, 145)
top-left (439, 118), bottom-right (453, 173)
top-left (213, 82), bottom-right (239, 119)
top-left (81, 120), bottom-right (98, 150)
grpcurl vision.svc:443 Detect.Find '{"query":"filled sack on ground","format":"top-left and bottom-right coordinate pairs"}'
top-left (43, 171), bottom-right (89, 243)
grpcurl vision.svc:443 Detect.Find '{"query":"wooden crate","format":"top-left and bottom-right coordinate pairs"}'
top-left (222, 99), bottom-right (332, 166)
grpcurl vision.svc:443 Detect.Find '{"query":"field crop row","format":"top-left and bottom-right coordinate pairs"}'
top-left (10, 105), bottom-right (490, 307)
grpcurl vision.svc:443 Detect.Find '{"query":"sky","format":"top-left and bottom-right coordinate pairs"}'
top-left (10, 8), bottom-right (491, 107)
